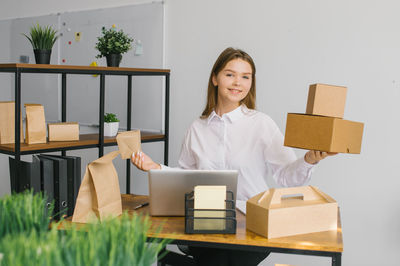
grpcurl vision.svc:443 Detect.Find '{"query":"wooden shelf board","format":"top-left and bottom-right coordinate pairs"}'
top-left (0, 63), bottom-right (170, 73)
top-left (0, 132), bottom-right (165, 153)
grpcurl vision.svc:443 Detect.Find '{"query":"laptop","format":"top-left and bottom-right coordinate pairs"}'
top-left (148, 169), bottom-right (238, 216)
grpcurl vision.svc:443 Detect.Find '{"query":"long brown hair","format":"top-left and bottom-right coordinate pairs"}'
top-left (201, 47), bottom-right (256, 118)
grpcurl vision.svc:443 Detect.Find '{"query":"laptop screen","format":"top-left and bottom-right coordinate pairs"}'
top-left (148, 169), bottom-right (238, 216)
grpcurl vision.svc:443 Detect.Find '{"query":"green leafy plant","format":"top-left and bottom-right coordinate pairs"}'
top-left (0, 190), bottom-right (54, 238)
top-left (23, 23), bottom-right (58, 50)
top-left (104, 113), bottom-right (120, 123)
top-left (0, 213), bottom-right (171, 266)
top-left (95, 26), bottom-right (134, 58)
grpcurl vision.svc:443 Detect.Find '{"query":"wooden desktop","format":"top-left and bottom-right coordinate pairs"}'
top-left (65, 194), bottom-right (343, 266)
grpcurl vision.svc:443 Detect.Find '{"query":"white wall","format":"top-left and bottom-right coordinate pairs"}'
top-left (0, 0), bottom-right (151, 20)
top-left (165, 1), bottom-right (400, 266)
top-left (1, 0), bottom-right (400, 265)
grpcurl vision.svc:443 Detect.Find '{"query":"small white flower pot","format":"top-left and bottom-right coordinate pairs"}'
top-left (104, 122), bottom-right (119, 137)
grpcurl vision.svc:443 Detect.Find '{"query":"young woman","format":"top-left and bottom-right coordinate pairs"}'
top-left (131, 47), bottom-right (335, 265)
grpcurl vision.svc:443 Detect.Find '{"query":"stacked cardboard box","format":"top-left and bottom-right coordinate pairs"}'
top-left (284, 83), bottom-right (364, 154)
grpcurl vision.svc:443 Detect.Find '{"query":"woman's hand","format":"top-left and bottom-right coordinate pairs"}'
top-left (131, 151), bottom-right (161, 172)
top-left (304, 150), bottom-right (338, 165)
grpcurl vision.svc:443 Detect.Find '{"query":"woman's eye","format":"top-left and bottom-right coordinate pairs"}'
top-left (243, 75), bottom-right (250, 79)
top-left (226, 73), bottom-right (233, 77)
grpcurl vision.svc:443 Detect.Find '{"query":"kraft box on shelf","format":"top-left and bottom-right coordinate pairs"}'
top-left (0, 101), bottom-right (24, 144)
top-left (48, 122), bottom-right (80, 141)
top-left (246, 186), bottom-right (338, 239)
top-left (306, 83), bottom-right (347, 118)
top-left (284, 113), bottom-right (364, 154)
top-left (25, 103), bottom-right (46, 144)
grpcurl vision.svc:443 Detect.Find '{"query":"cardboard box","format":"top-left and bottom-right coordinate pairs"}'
top-left (246, 186), bottom-right (338, 239)
top-left (25, 103), bottom-right (47, 144)
top-left (0, 101), bottom-right (24, 144)
top-left (284, 113), bottom-right (364, 154)
top-left (306, 83), bottom-right (347, 118)
top-left (48, 122), bottom-right (79, 141)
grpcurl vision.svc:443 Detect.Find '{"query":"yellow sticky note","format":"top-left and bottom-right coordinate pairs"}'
top-left (90, 61), bottom-right (98, 77)
top-left (75, 32), bottom-right (82, 42)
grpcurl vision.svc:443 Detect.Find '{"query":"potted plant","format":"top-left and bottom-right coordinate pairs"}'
top-left (104, 113), bottom-right (119, 137)
top-left (95, 26), bottom-right (134, 67)
top-left (0, 191), bottom-right (171, 265)
top-left (23, 23), bottom-right (58, 64)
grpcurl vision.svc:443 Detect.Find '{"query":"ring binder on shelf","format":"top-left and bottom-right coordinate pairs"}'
top-left (37, 155), bottom-right (68, 219)
top-left (42, 155), bottom-right (81, 217)
top-left (8, 157), bottom-right (41, 193)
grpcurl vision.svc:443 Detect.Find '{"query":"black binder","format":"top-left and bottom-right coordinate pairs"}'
top-left (42, 155), bottom-right (81, 216)
top-left (8, 157), bottom-right (41, 193)
top-left (37, 155), bottom-right (68, 219)
top-left (34, 155), bottom-right (55, 210)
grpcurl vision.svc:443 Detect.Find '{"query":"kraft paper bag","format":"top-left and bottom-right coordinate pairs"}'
top-left (0, 101), bottom-right (24, 144)
top-left (25, 103), bottom-right (46, 144)
top-left (72, 150), bottom-right (122, 223)
top-left (48, 122), bottom-right (79, 141)
top-left (116, 130), bottom-right (141, 159)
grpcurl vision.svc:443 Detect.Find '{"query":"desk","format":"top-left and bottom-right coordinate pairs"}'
top-left (64, 194), bottom-right (342, 265)
top-left (121, 194), bottom-right (343, 266)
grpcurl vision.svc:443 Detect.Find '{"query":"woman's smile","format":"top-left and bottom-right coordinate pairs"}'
top-left (228, 88), bottom-right (242, 94)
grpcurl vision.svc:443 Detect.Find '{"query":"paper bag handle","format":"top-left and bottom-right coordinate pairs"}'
top-left (269, 186), bottom-right (321, 205)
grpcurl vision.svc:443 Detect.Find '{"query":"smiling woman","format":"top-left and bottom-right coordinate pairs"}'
top-left (131, 47), bottom-right (337, 266)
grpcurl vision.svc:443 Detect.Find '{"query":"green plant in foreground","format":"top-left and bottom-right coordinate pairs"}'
top-left (95, 26), bottom-right (133, 58)
top-left (104, 112), bottom-right (120, 123)
top-left (0, 190), bottom-right (53, 238)
top-left (23, 23), bottom-right (58, 50)
top-left (0, 212), bottom-right (171, 266)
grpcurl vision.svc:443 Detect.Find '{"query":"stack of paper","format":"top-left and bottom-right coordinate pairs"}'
top-left (193, 185), bottom-right (226, 230)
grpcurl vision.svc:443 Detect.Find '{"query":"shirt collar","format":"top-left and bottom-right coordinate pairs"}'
top-left (207, 105), bottom-right (248, 125)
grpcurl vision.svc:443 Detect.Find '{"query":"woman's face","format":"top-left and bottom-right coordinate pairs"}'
top-left (212, 58), bottom-right (253, 108)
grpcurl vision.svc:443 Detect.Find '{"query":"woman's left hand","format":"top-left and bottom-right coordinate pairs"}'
top-left (304, 150), bottom-right (338, 165)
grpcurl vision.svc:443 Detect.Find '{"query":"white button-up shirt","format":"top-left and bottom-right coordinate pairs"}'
top-left (175, 105), bottom-right (315, 202)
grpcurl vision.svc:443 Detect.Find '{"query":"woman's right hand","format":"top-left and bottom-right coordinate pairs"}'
top-left (131, 151), bottom-right (161, 172)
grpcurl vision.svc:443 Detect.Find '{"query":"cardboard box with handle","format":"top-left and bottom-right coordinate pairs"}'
top-left (246, 186), bottom-right (338, 239)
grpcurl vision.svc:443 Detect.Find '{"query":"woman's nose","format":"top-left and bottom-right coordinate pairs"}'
top-left (233, 77), bottom-right (240, 86)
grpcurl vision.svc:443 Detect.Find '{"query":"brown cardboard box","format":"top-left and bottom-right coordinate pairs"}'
top-left (246, 186), bottom-right (338, 239)
top-left (284, 113), bottom-right (364, 154)
top-left (25, 103), bottom-right (46, 144)
top-left (306, 83), bottom-right (347, 118)
top-left (0, 101), bottom-right (24, 144)
top-left (48, 122), bottom-right (79, 141)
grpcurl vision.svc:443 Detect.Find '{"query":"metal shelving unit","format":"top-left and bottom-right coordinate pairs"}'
top-left (0, 63), bottom-right (170, 194)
